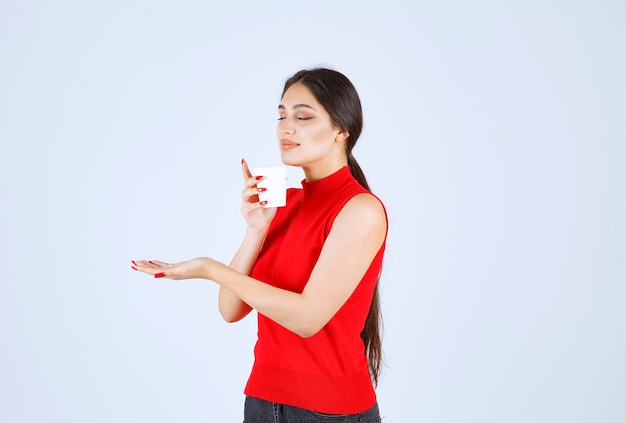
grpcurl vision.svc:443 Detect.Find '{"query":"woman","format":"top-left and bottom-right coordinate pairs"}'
top-left (132, 68), bottom-right (387, 422)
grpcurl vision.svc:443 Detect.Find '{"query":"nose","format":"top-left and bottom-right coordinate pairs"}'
top-left (277, 119), bottom-right (294, 135)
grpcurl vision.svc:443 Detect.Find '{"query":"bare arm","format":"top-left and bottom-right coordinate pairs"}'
top-left (218, 227), bottom-right (263, 322)
top-left (134, 193), bottom-right (386, 338)
top-left (217, 159), bottom-right (277, 322)
top-left (212, 194), bottom-right (386, 336)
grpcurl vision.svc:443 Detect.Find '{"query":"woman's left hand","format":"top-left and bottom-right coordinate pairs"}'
top-left (131, 258), bottom-right (214, 280)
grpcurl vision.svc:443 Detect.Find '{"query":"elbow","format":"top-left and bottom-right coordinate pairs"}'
top-left (221, 313), bottom-right (241, 324)
top-left (218, 304), bottom-right (249, 323)
top-left (289, 299), bottom-right (335, 338)
top-left (296, 328), bottom-right (319, 338)
top-left (219, 309), bottom-right (245, 324)
top-left (218, 292), bottom-right (252, 323)
top-left (292, 314), bottom-right (326, 338)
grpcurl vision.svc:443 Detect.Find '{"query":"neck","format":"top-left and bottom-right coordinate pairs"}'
top-left (298, 147), bottom-right (348, 182)
top-left (302, 159), bottom-right (348, 182)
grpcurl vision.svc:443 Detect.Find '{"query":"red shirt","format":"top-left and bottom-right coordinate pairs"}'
top-left (244, 166), bottom-right (387, 414)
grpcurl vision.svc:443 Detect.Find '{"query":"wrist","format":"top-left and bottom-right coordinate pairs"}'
top-left (202, 257), bottom-right (217, 280)
top-left (245, 224), bottom-right (270, 238)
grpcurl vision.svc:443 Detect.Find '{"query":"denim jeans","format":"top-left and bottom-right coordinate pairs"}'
top-left (243, 396), bottom-right (382, 423)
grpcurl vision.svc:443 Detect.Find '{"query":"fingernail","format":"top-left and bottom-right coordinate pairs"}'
top-left (257, 187), bottom-right (267, 192)
top-left (255, 175), bottom-right (263, 180)
top-left (260, 201), bottom-right (268, 206)
top-left (132, 260), bottom-right (136, 265)
top-left (154, 272), bottom-right (166, 278)
top-left (241, 158), bottom-right (245, 164)
top-left (148, 260), bottom-right (154, 264)
top-left (131, 266), bottom-right (137, 271)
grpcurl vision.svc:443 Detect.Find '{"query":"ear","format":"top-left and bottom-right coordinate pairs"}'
top-left (335, 129), bottom-right (349, 143)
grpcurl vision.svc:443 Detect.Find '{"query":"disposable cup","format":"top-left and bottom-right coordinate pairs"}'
top-left (253, 166), bottom-right (287, 207)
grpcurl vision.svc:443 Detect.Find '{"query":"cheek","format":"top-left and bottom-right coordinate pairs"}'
top-left (307, 126), bottom-right (336, 144)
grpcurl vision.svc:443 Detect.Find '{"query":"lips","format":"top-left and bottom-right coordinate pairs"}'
top-left (280, 139), bottom-right (299, 150)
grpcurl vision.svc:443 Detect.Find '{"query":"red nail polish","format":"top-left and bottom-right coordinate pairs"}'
top-left (241, 158), bottom-right (245, 164)
top-left (260, 200), bottom-right (268, 206)
top-left (255, 175), bottom-right (263, 180)
top-left (131, 266), bottom-right (137, 271)
top-left (148, 260), bottom-right (154, 264)
top-left (257, 187), bottom-right (267, 192)
top-left (154, 272), bottom-right (165, 278)
top-left (132, 260), bottom-right (136, 265)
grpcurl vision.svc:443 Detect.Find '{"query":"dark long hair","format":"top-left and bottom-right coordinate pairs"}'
top-left (282, 68), bottom-right (384, 386)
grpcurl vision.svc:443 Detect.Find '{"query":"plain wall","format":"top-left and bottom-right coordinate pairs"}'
top-left (1, 1), bottom-right (624, 421)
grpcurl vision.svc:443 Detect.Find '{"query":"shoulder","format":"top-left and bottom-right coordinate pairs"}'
top-left (335, 193), bottom-right (387, 233)
top-left (322, 193), bottom-right (387, 255)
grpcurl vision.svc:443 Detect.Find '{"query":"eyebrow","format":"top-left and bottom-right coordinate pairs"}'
top-left (277, 103), bottom-right (318, 112)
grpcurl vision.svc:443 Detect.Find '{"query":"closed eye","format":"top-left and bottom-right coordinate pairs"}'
top-left (277, 116), bottom-right (313, 121)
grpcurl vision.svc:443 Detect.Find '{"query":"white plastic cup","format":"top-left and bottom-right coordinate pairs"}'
top-left (253, 166), bottom-right (287, 207)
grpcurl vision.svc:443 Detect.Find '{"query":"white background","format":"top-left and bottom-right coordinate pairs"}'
top-left (1, 1), bottom-right (624, 421)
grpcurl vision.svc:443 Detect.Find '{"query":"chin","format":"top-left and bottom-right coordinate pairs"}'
top-left (280, 154), bottom-right (300, 167)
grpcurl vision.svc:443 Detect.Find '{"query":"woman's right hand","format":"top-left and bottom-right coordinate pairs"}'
top-left (240, 159), bottom-right (277, 232)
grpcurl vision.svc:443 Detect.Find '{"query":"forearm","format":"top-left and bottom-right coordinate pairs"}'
top-left (228, 227), bottom-right (267, 274)
top-left (218, 227), bottom-right (267, 322)
top-left (210, 260), bottom-right (316, 337)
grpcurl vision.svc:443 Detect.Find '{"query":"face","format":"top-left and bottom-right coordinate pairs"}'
top-left (277, 83), bottom-right (347, 170)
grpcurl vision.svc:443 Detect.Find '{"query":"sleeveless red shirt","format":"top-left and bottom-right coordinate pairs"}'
top-left (244, 166), bottom-right (387, 414)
